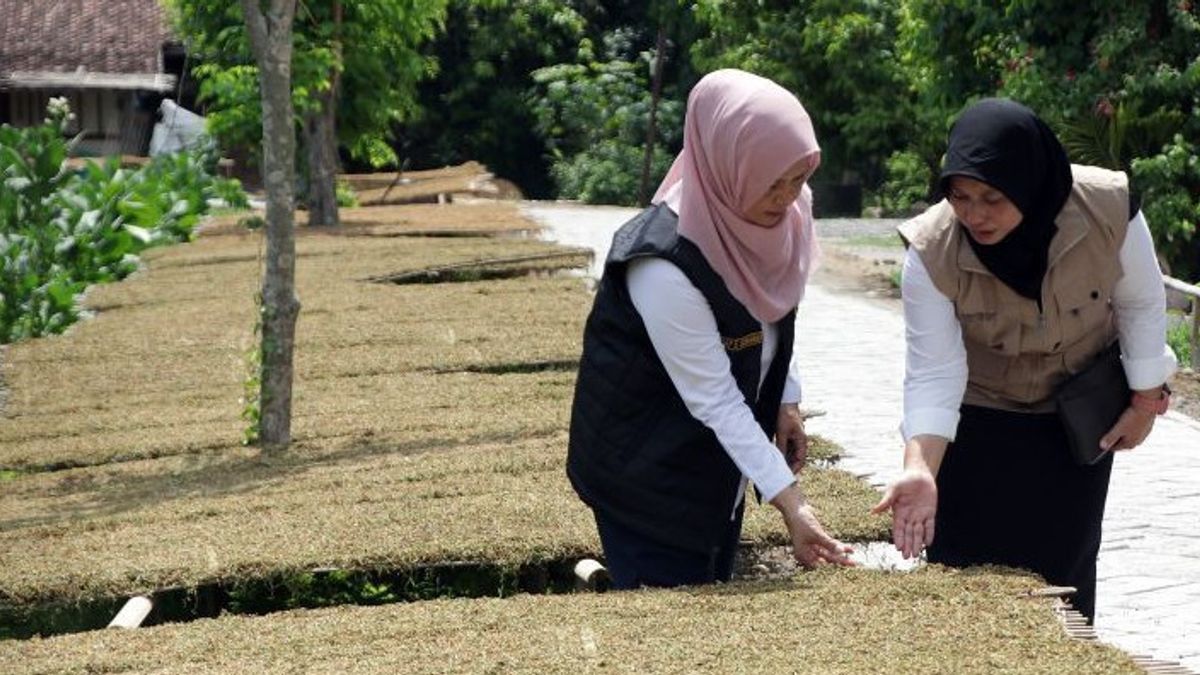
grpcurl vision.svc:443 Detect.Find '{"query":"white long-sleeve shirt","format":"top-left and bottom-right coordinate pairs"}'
top-left (626, 256), bottom-right (800, 505)
top-left (902, 211), bottom-right (1179, 441)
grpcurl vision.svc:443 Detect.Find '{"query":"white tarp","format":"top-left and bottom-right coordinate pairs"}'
top-left (148, 99), bottom-right (207, 155)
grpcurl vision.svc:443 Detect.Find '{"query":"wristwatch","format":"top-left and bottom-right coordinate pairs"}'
top-left (1130, 384), bottom-right (1171, 415)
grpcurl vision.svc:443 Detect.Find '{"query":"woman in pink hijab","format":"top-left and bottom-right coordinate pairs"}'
top-left (567, 69), bottom-right (853, 589)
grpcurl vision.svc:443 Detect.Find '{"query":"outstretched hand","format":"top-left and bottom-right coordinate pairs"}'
top-left (872, 469), bottom-right (938, 559)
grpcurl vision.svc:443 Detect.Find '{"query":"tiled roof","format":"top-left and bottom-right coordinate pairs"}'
top-left (0, 0), bottom-right (173, 77)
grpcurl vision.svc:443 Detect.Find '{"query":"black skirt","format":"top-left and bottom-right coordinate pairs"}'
top-left (928, 404), bottom-right (1114, 622)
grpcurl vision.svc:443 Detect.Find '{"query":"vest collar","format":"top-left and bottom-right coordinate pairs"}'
top-left (955, 226), bottom-right (991, 275)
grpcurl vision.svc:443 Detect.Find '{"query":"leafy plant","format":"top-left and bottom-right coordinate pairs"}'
top-left (166, 0), bottom-right (447, 168)
top-left (875, 150), bottom-right (933, 216)
top-left (335, 179), bottom-right (359, 207)
top-left (528, 53), bottom-right (682, 205)
top-left (1132, 133), bottom-right (1200, 279)
top-left (692, 0), bottom-right (915, 188)
top-left (241, 301), bottom-right (263, 447)
top-left (0, 100), bottom-right (247, 344)
top-left (1167, 311), bottom-right (1194, 367)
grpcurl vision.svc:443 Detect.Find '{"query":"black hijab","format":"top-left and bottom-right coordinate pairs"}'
top-left (939, 98), bottom-right (1074, 300)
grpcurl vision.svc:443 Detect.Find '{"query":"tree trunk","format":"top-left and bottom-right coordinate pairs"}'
top-left (303, 88), bottom-right (339, 227)
top-left (303, 0), bottom-right (341, 227)
top-left (638, 27), bottom-right (667, 207)
top-left (242, 0), bottom-right (300, 453)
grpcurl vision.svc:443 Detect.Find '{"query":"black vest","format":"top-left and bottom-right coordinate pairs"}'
top-left (567, 203), bottom-right (796, 553)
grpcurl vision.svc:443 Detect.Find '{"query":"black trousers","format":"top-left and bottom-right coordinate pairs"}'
top-left (928, 405), bottom-right (1114, 622)
top-left (594, 501), bottom-right (745, 590)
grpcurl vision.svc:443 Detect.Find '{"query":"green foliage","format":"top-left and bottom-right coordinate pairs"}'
top-left (888, 0), bottom-right (1199, 276)
top-left (875, 150), bottom-right (933, 216)
top-left (399, 0), bottom-right (591, 196)
top-left (1133, 133), bottom-right (1200, 278)
top-left (241, 294), bottom-right (263, 447)
top-left (692, 0), bottom-right (912, 187)
top-left (335, 179), bottom-right (358, 207)
top-left (549, 139), bottom-right (675, 206)
top-left (0, 101), bottom-right (246, 344)
top-left (165, 0), bottom-right (447, 168)
top-left (1167, 311), bottom-right (1193, 367)
top-left (892, 0), bottom-right (1010, 178)
top-left (985, 1), bottom-right (1200, 277)
top-left (224, 566), bottom-right (529, 615)
top-left (529, 55), bottom-right (682, 205)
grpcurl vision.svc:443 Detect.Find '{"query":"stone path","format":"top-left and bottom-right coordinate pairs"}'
top-left (525, 202), bottom-right (1200, 672)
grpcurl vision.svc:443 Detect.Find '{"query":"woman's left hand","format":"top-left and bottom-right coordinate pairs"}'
top-left (776, 403), bottom-right (808, 473)
top-left (1100, 407), bottom-right (1156, 452)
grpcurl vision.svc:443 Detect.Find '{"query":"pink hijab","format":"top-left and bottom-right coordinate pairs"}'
top-left (653, 69), bottom-right (820, 323)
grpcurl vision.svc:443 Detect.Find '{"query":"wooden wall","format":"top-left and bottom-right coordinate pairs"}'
top-left (2, 88), bottom-right (156, 156)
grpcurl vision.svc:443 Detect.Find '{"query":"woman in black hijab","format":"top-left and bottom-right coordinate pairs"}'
top-left (942, 98), bottom-right (1074, 301)
top-left (873, 99), bottom-right (1177, 623)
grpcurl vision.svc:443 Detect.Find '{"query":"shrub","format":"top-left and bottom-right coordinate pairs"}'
top-left (1167, 311), bottom-right (1194, 368)
top-left (875, 151), bottom-right (933, 216)
top-left (548, 140), bottom-right (674, 207)
top-left (1132, 134), bottom-right (1200, 280)
top-left (528, 52), bottom-right (683, 205)
top-left (0, 100), bottom-right (246, 343)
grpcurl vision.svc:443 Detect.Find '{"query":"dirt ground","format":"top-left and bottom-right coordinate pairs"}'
top-left (815, 239), bottom-right (1200, 420)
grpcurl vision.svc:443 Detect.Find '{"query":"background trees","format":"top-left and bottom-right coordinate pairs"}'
top-left (165, 0), bottom-right (1198, 277)
top-left (165, 0), bottom-right (446, 225)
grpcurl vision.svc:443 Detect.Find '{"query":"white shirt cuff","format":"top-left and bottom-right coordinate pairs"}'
top-left (781, 375), bottom-right (801, 404)
top-left (1122, 346), bottom-right (1179, 390)
top-left (754, 457), bottom-right (797, 504)
top-left (901, 407), bottom-right (960, 442)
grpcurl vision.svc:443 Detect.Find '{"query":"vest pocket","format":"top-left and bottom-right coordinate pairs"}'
top-left (960, 310), bottom-right (1020, 387)
top-left (1059, 285), bottom-right (1110, 334)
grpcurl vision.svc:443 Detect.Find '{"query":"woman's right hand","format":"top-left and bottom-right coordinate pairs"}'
top-left (771, 483), bottom-right (855, 567)
top-left (872, 469), bottom-right (938, 559)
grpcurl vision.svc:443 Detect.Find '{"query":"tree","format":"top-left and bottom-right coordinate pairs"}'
top-left (165, 0), bottom-right (447, 225)
top-left (527, 52), bottom-right (684, 206)
top-left (990, 0), bottom-right (1200, 278)
top-left (397, 0), bottom-right (590, 197)
top-left (691, 0), bottom-right (914, 191)
top-left (241, 0), bottom-right (301, 452)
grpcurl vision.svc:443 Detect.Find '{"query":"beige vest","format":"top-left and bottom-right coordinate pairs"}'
top-left (898, 165), bottom-right (1130, 412)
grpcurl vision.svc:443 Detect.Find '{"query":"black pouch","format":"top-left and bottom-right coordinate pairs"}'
top-left (1054, 342), bottom-right (1128, 465)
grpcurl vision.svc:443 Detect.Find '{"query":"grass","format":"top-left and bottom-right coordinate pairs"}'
top-left (0, 198), bottom-right (1139, 673)
top-left (0, 568), bottom-right (1140, 674)
top-left (1167, 310), bottom-right (1193, 367)
top-left (840, 232), bottom-right (905, 249)
top-left (0, 202), bottom-right (882, 612)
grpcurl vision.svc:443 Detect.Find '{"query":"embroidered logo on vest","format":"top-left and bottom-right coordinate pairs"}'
top-left (722, 331), bottom-right (764, 351)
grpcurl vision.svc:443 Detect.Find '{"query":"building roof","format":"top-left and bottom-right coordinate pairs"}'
top-left (0, 0), bottom-right (176, 90)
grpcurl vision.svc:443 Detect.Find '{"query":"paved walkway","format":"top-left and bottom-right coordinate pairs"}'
top-left (526, 202), bottom-right (1200, 671)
